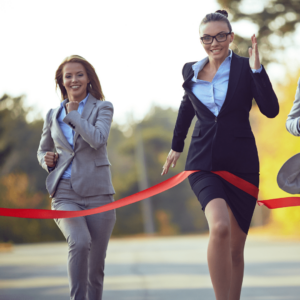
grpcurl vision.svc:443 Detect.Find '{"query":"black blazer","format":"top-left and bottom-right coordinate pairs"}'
top-left (171, 52), bottom-right (279, 173)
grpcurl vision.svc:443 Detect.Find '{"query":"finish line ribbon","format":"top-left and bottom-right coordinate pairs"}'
top-left (0, 170), bottom-right (300, 219)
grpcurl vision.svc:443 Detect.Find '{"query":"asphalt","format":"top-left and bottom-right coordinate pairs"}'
top-left (0, 235), bottom-right (299, 300)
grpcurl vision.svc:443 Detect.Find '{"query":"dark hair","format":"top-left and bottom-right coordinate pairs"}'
top-left (199, 10), bottom-right (232, 33)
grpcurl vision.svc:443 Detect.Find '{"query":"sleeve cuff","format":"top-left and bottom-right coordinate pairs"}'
top-left (251, 65), bottom-right (263, 73)
top-left (171, 141), bottom-right (184, 153)
top-left (63, 111), bottom-right (79, 130)
top-left (47, 166), bottom-right (55, 172)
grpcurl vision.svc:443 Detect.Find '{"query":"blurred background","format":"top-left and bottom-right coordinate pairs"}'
top-left (0, 0), bottom-right (300, 245)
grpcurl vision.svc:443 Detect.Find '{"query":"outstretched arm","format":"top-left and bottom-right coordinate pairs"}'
top-left (162, 91), bottom-right (195, 175)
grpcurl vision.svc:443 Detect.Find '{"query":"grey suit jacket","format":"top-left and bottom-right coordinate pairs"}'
top-left (286, 78), bottom-right (300, 136)
top-left (37, 94), bottom-right (115, 197)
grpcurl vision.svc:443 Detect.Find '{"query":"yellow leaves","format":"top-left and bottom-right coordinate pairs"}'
top-left (251, 74), bottom-right (300, 236)
top-left (155, 210), bottom-right (179, 235)
top-left (271, 207), bottom-right (300, 236)
top-left (2, 173), bottom-right (28, 203)
top-left (0, 173), bottom-right (43, 208)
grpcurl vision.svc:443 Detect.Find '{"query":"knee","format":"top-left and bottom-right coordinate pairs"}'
top-left (210, 221), bottom-right (230, 240)
top-left (67, 235), bottom-right (91, 254)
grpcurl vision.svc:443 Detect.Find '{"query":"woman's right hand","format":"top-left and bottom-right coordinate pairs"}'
top-left (44, 152), bottom-right (59, 168)
top-left (161, 149), bottom-right (181, 175)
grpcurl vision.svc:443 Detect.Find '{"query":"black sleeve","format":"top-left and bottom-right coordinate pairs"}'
top-left (171, 91), bottom-right (195, 152)
top-left (250, 66), bottom-right (279, 118)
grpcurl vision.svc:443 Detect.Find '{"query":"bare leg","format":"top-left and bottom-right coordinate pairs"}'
top-left (227, 206), bottom-right (247, 300)
top-left (205, 198), bottom-right (231, 300)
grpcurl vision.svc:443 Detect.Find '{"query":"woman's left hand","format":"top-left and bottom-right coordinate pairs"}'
top-left (248, 34), bottom-right (261, 70)
top-left (66, 101), bottom-right (79, 113)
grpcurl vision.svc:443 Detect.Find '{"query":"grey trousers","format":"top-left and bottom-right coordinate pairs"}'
top-left (52, 179), bottom-right (116, 300)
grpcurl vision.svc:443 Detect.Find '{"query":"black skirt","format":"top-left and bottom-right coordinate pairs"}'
top-left (188, 171), bottom-right (259, 234)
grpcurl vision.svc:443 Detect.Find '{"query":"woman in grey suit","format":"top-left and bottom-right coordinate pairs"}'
top-left (286, 78), bottom-right (300, 135)
top-left (276, 77), bottom-right (300, 194)
top-left (37, 55), bottom-right (115, 300)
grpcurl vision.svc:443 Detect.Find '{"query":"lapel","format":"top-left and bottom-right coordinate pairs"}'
top-left (218, 52), bottom-right (242, 115)
top-left (182, 62), bottom-right (197, 90)
top-left (182, 58), bottom-right (214, 115)
top-left (181, 52), bottom-right (243, 117)
top-left (73, 94), bottom-right (97, 144)
top-left (53, 100), bottom-right (74, 152)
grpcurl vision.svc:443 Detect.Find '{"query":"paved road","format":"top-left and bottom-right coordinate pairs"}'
top-left (0, 235), bottom-right (299, 300)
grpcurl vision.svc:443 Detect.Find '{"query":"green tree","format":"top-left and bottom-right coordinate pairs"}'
top-left (110, 106), bottom-right (207, 236)
top-left (0, 94), bottom-right (48, 192)
top-left (0, 94), bottom-right (63, 243)
top-left (0, 95), bottom-right (208, 243)
top-left (217, 0), bottom-right (300, 65)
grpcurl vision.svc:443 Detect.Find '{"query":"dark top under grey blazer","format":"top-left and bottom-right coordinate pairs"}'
top-left (172, 52), bottom-right (279, 174)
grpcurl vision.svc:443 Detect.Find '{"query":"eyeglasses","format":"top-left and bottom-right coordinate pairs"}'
top-left (200, 32), bottom-right (231, 44)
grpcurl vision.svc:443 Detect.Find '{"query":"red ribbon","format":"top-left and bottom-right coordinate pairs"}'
top-left (0, 170), bottom-right (299, 219)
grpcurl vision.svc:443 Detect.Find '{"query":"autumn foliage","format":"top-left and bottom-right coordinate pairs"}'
top-left (251, 74), bottom-right (300, 236)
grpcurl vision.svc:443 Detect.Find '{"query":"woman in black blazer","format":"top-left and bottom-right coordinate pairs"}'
top-left (162, 10), bottom-right (279, 300)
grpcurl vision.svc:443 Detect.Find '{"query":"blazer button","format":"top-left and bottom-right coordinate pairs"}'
top-left (215, 117), bottom-right (217, 122)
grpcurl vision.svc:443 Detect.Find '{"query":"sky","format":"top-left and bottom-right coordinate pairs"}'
top-left (1, 0), bottom-right (299, 125)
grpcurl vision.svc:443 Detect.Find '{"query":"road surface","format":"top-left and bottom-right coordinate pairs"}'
top-left (0, 235), bottom-right (299, 300)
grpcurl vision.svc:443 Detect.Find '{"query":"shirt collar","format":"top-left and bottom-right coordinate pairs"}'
top-left (80, 93), bottom-right (89, 107)
top-left (192, 50), bottom-right (232, 73)
top-left (61, 93), bottom-right (90, 108)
